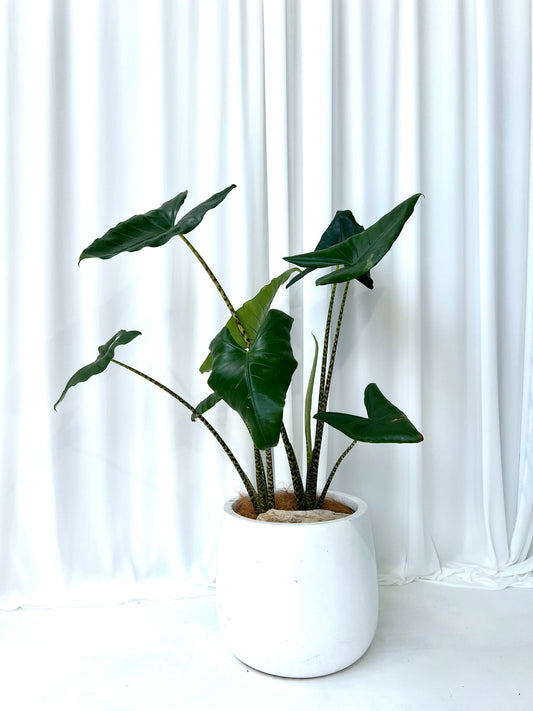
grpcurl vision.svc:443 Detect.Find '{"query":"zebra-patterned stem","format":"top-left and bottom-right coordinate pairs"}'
top-left (316, 440), bottom-right (357, 508)
top-left (280, 423), bottom-right (307, 509)
top-left (111, 358), bottom-right (259, 509)
top-left (318, 284), bottom-right (337, 411)
top-left (265, 449), bottom-right (275, 509)
top-left (254, 446), bottom-right (269, 513)
top-left (306, 282), bottom-right (350, 507)
top-left (178, 232), bottom-right (251, 348)
top-left (323, 281), bottom-right (350, 407)
top-left (305, 284), bottom-right (337, 505)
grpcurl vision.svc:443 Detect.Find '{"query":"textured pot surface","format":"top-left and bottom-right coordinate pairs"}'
top-left (216, 491), bottom-right (378, 678)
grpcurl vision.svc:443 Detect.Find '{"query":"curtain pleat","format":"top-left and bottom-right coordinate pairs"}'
top-left (1, 0), bottom-right (532, 609)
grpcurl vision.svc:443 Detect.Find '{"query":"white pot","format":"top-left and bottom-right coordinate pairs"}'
top-left (216, 491), bottom-right (378, 678)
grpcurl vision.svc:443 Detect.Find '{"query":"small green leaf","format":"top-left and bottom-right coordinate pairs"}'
top-left (286, 210), bottom-right (372, 289)
top-left (207, 309), bottom-right (297, 450)
top-left (79, 185), bottom-right (236, 263)
top-left (191, 391), bottom-right (222, 421)
top-left (314, 383), bottom-right (423, 443)
top-left (284, 194), bottom-right (422, 286)
top-left (54, 329), bottom-right (142, 409)
top-left (199, 268), bottom-right (299, 373)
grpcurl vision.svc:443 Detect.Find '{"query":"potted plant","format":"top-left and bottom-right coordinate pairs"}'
top-left (54, 184), bottom-right (423, 677)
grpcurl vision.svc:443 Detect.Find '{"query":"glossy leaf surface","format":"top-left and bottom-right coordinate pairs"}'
top-left (199, 268), bottom-right (299, 374)
top-left (286, 210), bottom-right (373, 289)
top-left (208, 309), bottom-right (297, 450)
top-left (314, 383), bottom-right (423, 443)
top-left (79, 185), bottom-right (236, 262)
top-left (54, 329), bottom-right (142, 409)
top-left (285, 194), bottom-right (422, 285)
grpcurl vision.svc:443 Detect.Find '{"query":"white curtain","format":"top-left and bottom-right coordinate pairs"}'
top-left (1, 0), bottom-right (532, 610)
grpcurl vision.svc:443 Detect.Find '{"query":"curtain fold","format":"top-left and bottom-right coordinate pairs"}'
top-left (1, 0), bottom-right (532, 609)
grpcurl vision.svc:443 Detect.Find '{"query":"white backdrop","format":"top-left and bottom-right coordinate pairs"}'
top-left (1, 0), bottom-right (532, 609)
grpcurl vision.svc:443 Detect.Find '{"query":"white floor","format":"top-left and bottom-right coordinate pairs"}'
top-left (0, 582), bottom-right (531, 711)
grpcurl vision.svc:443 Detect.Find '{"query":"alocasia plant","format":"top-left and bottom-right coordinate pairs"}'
top-left (55, 185), bottom-right (423, 514)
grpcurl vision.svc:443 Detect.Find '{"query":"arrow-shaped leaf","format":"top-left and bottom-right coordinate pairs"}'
top-left (207, 309), bottom-right (297, 450)
top-left (314, 383), bottom-right (423, 443)
top-left (286, 210), bottom-right (373, 289)
top-left (54, 329), bottom-right (142, 409)
top-left (199, 267), bottom-right (299, 374)
top-left (79, 185), bottom-right (236, 263)
top-left (284, 194), bottom-right (422, 286)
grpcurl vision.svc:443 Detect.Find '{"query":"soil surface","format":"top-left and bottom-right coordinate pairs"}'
top-left (233, 491), bottom-right (355, 520)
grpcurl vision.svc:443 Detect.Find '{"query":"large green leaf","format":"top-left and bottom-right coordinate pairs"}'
top-left (314, 383), bottom-right (423, 443)
top-left (199, 267), bottom-right (299, 374)
top-left (284, 194), bottom-right (422, 285)
top-left (78, 185), bottom-right (236, 263)
top-left (207, 309), bottom-right (297, 450)
top-left (286, 210), bottom-right (373, 289)
top-left (54, 329), bottom-right (142, 410)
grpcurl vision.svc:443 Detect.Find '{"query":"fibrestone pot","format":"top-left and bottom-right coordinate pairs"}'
top-left (216, 490), bottom-right (378, 678)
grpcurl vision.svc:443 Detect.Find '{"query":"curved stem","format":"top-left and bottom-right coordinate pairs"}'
top-left (178, 232), bottom-right (250, 347)
top-left (111, 358), bottom-right (259, 509)
top-left (316, 440), bottom-right (357, 508)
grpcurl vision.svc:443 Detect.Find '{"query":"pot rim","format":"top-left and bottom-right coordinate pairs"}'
top-left (223, 490), bottom-right (368, 527)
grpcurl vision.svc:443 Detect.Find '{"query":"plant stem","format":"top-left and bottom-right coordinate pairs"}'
top-left (265, 449), bottom-right (275, 509)
top-left (318, 284), bottom-right (337, 411)
top-left (280, 423), bottom-right (307, 509)
top-left (178, 232), bottom-right (251, 348)
top-left (306, 282), bottom-right (350, 507)
top-left (323, 281), bottom-right (350, 407)
top-left (316, 440), bottom-right (357, 507)
top-left (253, 446), bottom-right (269, 512)
top-left (111, 358), bottom-right (259, 509)
top-left (305, 284), bottom-right (337, 506)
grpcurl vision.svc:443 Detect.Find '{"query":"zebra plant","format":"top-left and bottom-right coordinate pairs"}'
top-left (55, 185), bottom-right (423, 514)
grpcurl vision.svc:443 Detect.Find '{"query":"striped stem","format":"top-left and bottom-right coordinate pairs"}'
top-left (306, 282), bottom-right (350, 506)
top-left (178, 232), bottom-right (251, 347)
top-left (280, 423), bottom-right (307, 509)
top-left (254, 446), bottom-right (269, 512)
top-left (316, 440), bottom-right (357, 508)
top-left (111, 358), bottom-right (259, 509)
top-left (265, 449), bottom-right (275, 509)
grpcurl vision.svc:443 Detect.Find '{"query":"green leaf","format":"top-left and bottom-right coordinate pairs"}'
top-left (314, 383), bottom-right (423, 443)
top-left (207, 309), bottom-right (297, 450)
top-left (284, 194), bottom-right (422, 286)
top-left (199, 268), bottom-right (299, 374)
top-left (78, 185), bottom-right (236, 263)
top-left (174, 184), bottom-right (237, 235)
top-left (191, 391), bottom-right (222, 421)
top-left (286, 210), bottom-right (373, 289)
top-left (54, 329), bottom-right (142, 409)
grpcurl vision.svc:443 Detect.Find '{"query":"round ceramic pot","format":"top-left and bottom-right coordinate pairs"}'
top-left (216, 490), bottom-right (378, 678)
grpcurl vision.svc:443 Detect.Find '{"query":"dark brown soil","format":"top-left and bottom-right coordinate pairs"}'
top-left (233, 490), bottom-right (355, 520)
